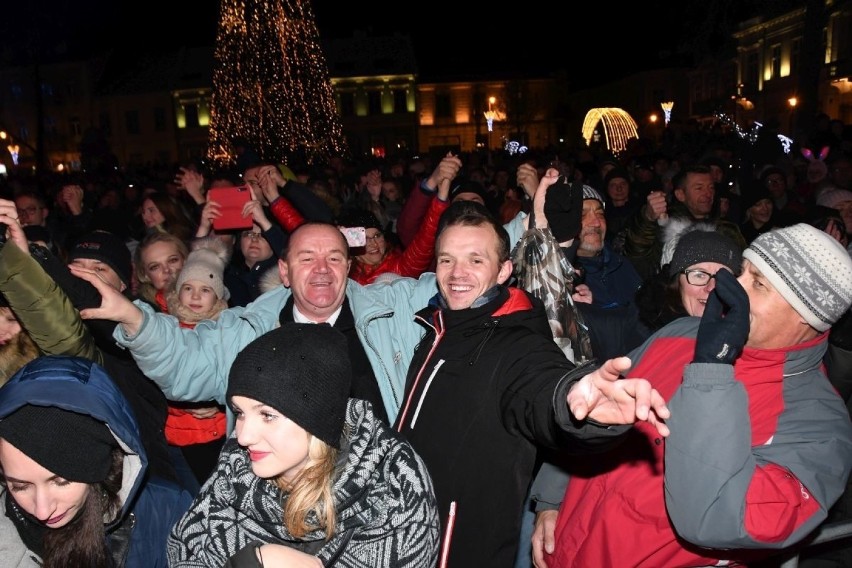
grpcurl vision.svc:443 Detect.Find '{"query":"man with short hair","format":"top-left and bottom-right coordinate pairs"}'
top-left (623, 164), bottom-right (746, 280)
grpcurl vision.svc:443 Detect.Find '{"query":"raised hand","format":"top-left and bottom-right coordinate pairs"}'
top-left (566, 356), bottom-right (671, 437)
top-left (543, 174), bottom-right (583, 242)
top-left (693, 269), bottom-right (749, 365)
top-left (68, 264), bottom-right (145, 335)
top-left (517, 162), bottom-right (540, 200)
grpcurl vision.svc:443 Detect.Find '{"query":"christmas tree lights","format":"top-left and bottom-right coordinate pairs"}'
top-left (207, 0), bottom-right (348, 167)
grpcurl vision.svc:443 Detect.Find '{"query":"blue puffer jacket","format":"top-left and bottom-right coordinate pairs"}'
top-left (0, 356), bottom-right (193, 567)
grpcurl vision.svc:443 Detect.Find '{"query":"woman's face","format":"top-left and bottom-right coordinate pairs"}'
top-left (141, 241), bottom-right (185, 291)
top-left (357, 228), bottom-right (387, 267)
top-left (678, 261), bottom-right (733, 317)
top-left (0, 439), bottom-right (89, 529)
top-left (231, 395), bottom-right (311, 483)
top-left (141, 198), bottom-right (165, 228)
top-left (749, 198), bottom-right (773, 225)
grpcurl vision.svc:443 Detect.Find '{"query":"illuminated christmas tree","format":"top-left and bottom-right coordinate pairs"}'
top-left (207, 0), bottom-right (347, 167)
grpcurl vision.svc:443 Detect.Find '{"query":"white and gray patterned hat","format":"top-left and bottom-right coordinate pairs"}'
top-left (743, 224), bottom-right (852, 332)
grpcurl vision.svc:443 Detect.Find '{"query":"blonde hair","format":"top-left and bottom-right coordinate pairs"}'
top-left (274, 435), bottom-right (339, 539)
top-left (134, 231), bottom-right (189, 304)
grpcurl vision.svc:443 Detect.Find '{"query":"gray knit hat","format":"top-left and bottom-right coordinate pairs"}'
top-left (227, 323), bottom-right (351, 448)
top-left (743, 224), bottom-right (852, 332)
top-left (668, 229), bottom-right (743, 277)
top-left (582, 185), bottom-right (605, 209)
top-left (177, 237), bottom-right (231, 301)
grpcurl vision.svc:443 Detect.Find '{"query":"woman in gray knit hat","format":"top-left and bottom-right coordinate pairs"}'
top-left (168, 322), bottom-right (440, 568)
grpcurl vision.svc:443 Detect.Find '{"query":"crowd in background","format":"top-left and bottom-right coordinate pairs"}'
top-left (0, 110), bottom-right (850, 567)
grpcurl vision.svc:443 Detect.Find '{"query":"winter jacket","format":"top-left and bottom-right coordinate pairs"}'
top-left (546, 317), bottom-right (852, 567)
top-left (0, 356), bottom-right (193, 567)
top-left (575, 243), bottom-right (642, 309)
top-left (394, 286), bottom-right (630, 568)
top-left (349, 194), bottom-right (448, 285)
top-left (168, 399), bottom-right (440, 567)
top-left (111, 214), bottom-right (529, 429)
top-left (0, 240), bottom-right (176, 484)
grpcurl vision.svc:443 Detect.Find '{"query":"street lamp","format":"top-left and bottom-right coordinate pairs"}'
top-left (787, 96), bottom-right (798, 135)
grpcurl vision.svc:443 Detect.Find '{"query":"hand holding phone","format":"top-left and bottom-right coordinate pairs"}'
top-left (207, 186), bottom-right (253, 231)
top-left (340, 226), bottom-right (366, 248)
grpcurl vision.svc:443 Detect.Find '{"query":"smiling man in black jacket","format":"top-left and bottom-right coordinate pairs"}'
top-left (393, 187), bottom-right (671, 568)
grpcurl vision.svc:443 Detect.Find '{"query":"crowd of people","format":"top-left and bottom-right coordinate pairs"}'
top-left (0, 114), bottom-right (849, 568)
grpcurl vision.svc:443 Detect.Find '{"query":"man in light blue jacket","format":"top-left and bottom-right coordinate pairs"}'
top-left (71, 216), bottom-right (528, 429)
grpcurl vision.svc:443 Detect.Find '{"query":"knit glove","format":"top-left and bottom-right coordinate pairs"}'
top-left (693, 269), bottom-right (750, 365)
top-left (544, 177), bottom-right (583, 242)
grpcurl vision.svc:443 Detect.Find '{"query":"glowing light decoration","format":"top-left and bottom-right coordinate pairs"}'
top-left (483, 96), bottom-right (505, 133)
top-left (661, 101), bottom-right (674, 125)
top-left (581, 108), bottom-right (638, 155)
top-left (778, 134), bottom-right (794, 154)
top-left (505, 141), bottom-right (528, 155)
top-left (207, 0), bottom-right (347, 166)
top-left (7, 144), bottom-right (19, 165)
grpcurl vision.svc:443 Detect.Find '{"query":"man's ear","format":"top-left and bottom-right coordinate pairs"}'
top-left (497, 260), bottom-right (513, 285)
top-left (278, 258), bottom-right (290, 287)
top-left (673, 188), bottom-right (686, 203)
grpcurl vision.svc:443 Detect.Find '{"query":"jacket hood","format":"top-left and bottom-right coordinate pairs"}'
top-left (0, 356), bottom-right (146, 524)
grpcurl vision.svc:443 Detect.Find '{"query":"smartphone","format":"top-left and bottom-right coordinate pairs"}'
top-left (340, 226), bottom-right (366, 248)
top-left (208, 185), bottom-right (253, 231)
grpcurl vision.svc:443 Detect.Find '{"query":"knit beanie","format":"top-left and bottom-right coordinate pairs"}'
top-left (69, 231), bottom-right (132, 288)
top-left (176, 237), bottom-right (231, 301)
top-left (0, 405), bottom-right (117, 483)
top-left (816, 188), bottom-right (852, 210)
top-left (604, 167), bottom-right (631, 187)
top-left (743, 224), bottom-right (852, 332)
top-left (668, 228), bottom-right (743, 277)
top-left (582, 185), bottom-right (605, 209)
top-left (449, 179), bottom-right (488, 203)
top-left (227, 323), bottom-right (351, 448)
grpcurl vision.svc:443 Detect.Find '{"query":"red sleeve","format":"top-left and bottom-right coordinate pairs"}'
top-left (396, 182), bottom-right (434, 247)
top-left (384, 196), bottom-right (449, 278)
top-left (268, 196), bottom-right (306, 233)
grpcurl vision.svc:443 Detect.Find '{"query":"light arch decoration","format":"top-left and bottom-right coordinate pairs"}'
top-left (581, 108), bottom-right (638, 155)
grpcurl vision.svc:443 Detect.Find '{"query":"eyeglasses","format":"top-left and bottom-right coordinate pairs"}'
top-left (16, 206), bottom-right (40, 217)
top-left (365, 232), bottom-right (384, 242)
top-left (682, 268), bottom-right (723, 286)
top-left (241, 231), bottom-right (263, 240)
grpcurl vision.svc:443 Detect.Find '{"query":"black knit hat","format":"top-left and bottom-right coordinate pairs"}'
top-left (669, 230), bottom-right (743, 277)
top-left (227, 323), bottom-right (351, 448)
top-left (68, 231), bottom-right (132, 288)
top-left (0, 405), bottom-right (117, 483)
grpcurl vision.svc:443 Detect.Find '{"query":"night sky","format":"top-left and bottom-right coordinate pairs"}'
top-left (1, 0), bottom-right (781, 86)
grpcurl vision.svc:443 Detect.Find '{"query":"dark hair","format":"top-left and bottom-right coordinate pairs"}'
top-left (634, 268), bottom-right (689, 332)
top-left (141, 192), bottom-right (196, 243)
top-left (39, 448), bottom-right (123, 568)
top-left (672, 164), bottom-right (712, 191)
top-left (436, 200), bottom-right (510, 262)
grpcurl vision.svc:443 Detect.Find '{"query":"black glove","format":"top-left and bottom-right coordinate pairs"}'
top-left (693, 269), bottom-right (750, 365)
top-left (544, 177), bottom-right (583, 242)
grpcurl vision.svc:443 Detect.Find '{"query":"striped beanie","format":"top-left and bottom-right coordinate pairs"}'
top-left (743, 224), bottom-right (852, 332)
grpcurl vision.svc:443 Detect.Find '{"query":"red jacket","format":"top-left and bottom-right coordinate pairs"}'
top-left (349, 195), bottom-right (448, 285)
top-left (546, 318), bottom-right (852, 567)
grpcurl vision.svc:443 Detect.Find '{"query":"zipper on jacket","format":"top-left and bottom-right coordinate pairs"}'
top-left (396, 310), bottom-right (444, 431)
top-left (439, 501), bottom-right (457, 568)
top-left (410, 359), bottom-right (445, 429)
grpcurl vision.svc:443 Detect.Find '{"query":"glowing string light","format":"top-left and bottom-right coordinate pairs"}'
top-left (581, 108), bottom-right (638, 155)
top-left (660, 101), bottom-right (674, 126)
top-left (7, 144), bottom-right (19, 165)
